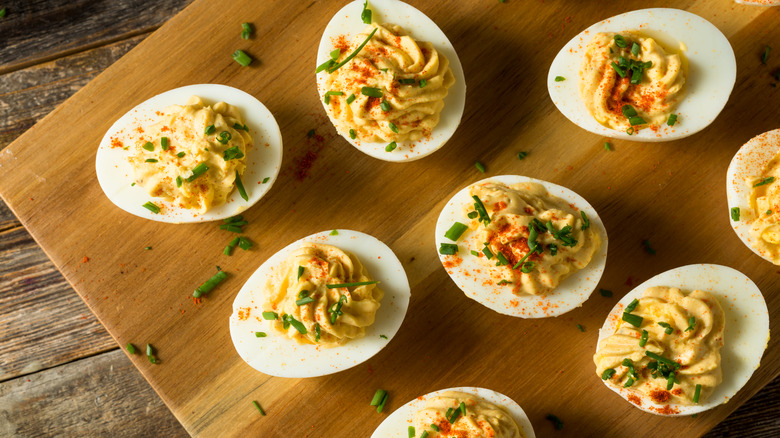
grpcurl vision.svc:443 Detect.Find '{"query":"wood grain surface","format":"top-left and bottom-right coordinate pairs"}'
top-left (0, 0), bottom-right (778, 437)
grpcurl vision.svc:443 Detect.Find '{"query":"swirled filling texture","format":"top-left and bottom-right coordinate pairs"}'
top-left (127, 96), bottom-right (250, 213)
top-left (579, 32), bottom-right (685, 131)
top-left (264, 243), bottom-right (383, 347)
top-left (324, 23), bottom-right (455, 143)
top-left (468, 182), bottom-right (600, 295)
top-left (594, 287), bottom-right (724, 405)
top-left (414, 391), bottom-right (523, 438)
top-left (748, 154), bottom-right (780, 263)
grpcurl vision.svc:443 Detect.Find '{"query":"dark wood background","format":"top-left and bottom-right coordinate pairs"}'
top-left (0, 0), bottom-right (777, 436)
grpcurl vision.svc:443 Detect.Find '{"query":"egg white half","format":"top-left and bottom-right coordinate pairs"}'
top-left (229, 230), bottom-right (410, 378)
top-left (547, 8), bottom-right (736, 142)
top-left (95, 84), bottom-right (283, 223)
top-left (435, 175), bottom-right (608, 318)
top-left (316, 0), bottom-right (466, 162)
top-left (371, 387), bottom-right (536, 438)
top-left (726, 129), bottom-right (780, 265)
top-left (595, 264), bottom-right (769, 416)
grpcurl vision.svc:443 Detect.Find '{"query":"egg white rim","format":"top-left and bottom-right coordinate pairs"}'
top-left (316, 0), bottom-right (466, 162)
top-left (371, 386), bottom-right (536, 438)
top-left (596, 264), bottom-right (769, 416)
top-left (547, 8), bottom-right (736, 142)
top-left (435, 175), bottom-right (608, 318)
top-left (229, 229), bottom-right (411, 378)
top-left (734, 0), bottom-right (780, 6)
top-left (726, 129), bottom-right (780, 265)
top-left (95, 84), bottom-right (283, 223)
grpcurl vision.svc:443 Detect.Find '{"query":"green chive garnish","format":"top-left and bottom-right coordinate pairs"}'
top-left (234, 123), bottom-right (249, 131)
top-left (349, 129), bottom-right (357, 139)
top-left (431, 424), bottom-right (440, 432)
top-left (282, 314), bottom-right (307, 334)
top-left (255, 332), bottom-right (267, 338)
top-left (546, 414), bottom-right (564, 430)
top-left (346, 94), bottom-right (356, 104)
top-left (205, 125), bottom-right (216, 135)
top-left (472, 195), bottom-right (491, 225)
top-left (419, 79), bottom-right (428, 88)
top-left (297, 266), bottom-right (304, 280)
top-left (645, 351), bottom-right (681, 368)
top-left (445, 222), bottom-right (468, 241)
top-left (241, 22), bottom-right (253, 40)
top-left (624, 377), bottom-right (635, 387)
top-left (262, 177), bottom-right (270, 184)
top-left (380, 100), bottom-right (391, 111)
top-left (193, 270), bottom-right (228, 298)
top-left (0, 8), bottom-right (6, 18)
top-left (361, 86), bottom-right (383, 98)
top-left (160, 137), bottom-right (169, 150)
top-left (631, 42), bottom-right (640, 56)
top-left (547, 243), bottom-right (558, 256)
top-left (370, 389), bottom-right (387, 406)
top-left (408, 426), bottom-right (415, 438)
top-left (314, 323), bottom-right (321, 342)
top-left (142, 142), bottom-right (154, 151)
top-left (232, 49), bottom-right (252, 67)
top-left (217, 131), bottom-right (232, 144)
top-left (232, 171), bottom-right (247, 201)
top-left (580, 211), bottom-right (590, 230)
top-left (177, 151), bottom-right (186, 158)
top-left (626, 127), bottom-right (635, 136)
top-left (330, 48), bottom-right (341, 60)
top-left (376, 391), bottom-right (388, 413)
top-left (186, 162), bottom-right (209, 182)
top-left (554, 76), bottom-right (566, 82)
top-left (604, 142), bottom-right (612, 151)
top-left (629, 116), bottom-right (646, 126)
top-left (385, 142), bottom-right (397, 152)
top-left (146, 343), bottom-right (159, 364)
top-left (142, 202), bottom-right (160, 214)
top-left (614, 35), bottom-right (628, 48)
top-left (145, 159), bottom-right (158, 163)
top-left (388, 122), bottom-right (399, 133)
top-left (262, 311), bottom-right (278, 320)
top-left (639, 329), bottom-right (649, 347)
top-left (326, 281), bottom-right (380, 289)
top-left (642, 239), bottom-right (656, 255)
top-left (330, 230), bottom-right (339, 235)
top-left (625, 299), bottom-right (639, 313)
top-left (517, 151), bottom-right (528, 160)
top-left (475, 161), bottom-right (486, 173)
top-left (753, 176), bottom-right (775, 187)
top-left (693, 384), bottom-right (702, 403)
top-left (223, 146), bottom-right (244, 160)
top-left (224, 236), bottom-right (240, 255)
top-left (685, 317), bottom-right (696, 332)
top-left (495, 251), bottom-right (509, 266)
top-left (398, 78), bottom-right (416, 84)
top-left (296, 296), bottom-right (315, 306)
top-left (323, 90), bottom-right (344, 104)
top-left (126, 343), bottom-right (136, 354)
top-left (420, 431), bottom-right (429, 438)
top-left (600, 289), bottom-right (613, 297)
top-left (622, 312), bottom-right (643, 327)
top-left (667, 114), bottom-right (678, 126)
top-left (439, 243), bottom-right (458, 255)
top-left (576, 324), bottom-right (585, 332)
top-left (482, 246), bottom-right (494, 259)
top-left (602, 368), bottom-right (616, 380)
top-left (252, 400), bottom-right (266, 416)
top-left (238, 237), bottom-right (253, 250)
top-left (762, 45), bottom-right (771, 65)
top-left (361, 0), bottom-right (372, 24)
top-left (658, 322), bottom-right (674, 335)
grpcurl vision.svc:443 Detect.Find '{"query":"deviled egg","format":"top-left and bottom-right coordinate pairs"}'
top-left (371, 387), bottom-right (535, 438)
top-left (229, 230), bottom-right (410, 378)
top-left (315, 0), bottom-right (466, 162)
top-left (435, 176), bottom-right (608, 318)
top-left (594, 264), bottom-right (769, 416)
top-left (727, 129), bottom-right (780, 264)
top-left (96, 84), bottom-right (283, 223)
top-left (548, 8), bottom-right (735, 142)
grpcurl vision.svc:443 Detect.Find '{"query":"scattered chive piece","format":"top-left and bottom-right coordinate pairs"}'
top-left (297, 266), bottom-right (305, 280)
top-left (232, 49), bottom-right (252, 67)
top-left (639, 329), bottom-right (649, 347)
top-left (223, 146), bottom-right (244, 161)
top-left (398, 78), bottom-right (416, 84)
top-left (295, 296), bottom-right (315, 306)
top-left (602, 368), bottom-right (616, 380)
top-left (361, 86), bottom-right (383, 98)
top-left (459, 401), bottom-right (467, 417)
top-left (408, 426), bottom-right (415, 438)
top-left (330, 230), bottom-right (339, 235)
top-left (482, 246), bottom-right (494, 259)
top-left (388, 122), bottom-right (399, 133)
top-left (626, 127), bottom-right (635, 136)
top-left (475, 161), bottom-right (486, 173)
top-left (419, 79), bottom-right (428, 88)
top-left (160, 137), bottom-right (169, 150)
top-left (241, 22), bottom-right (253, 39)
top-left (193, 270), bottom-right (228, 298)
top-left (470, 250), bottom-right (480, 257)
top-left (329, 48), bottom-right (341, 60)
top-left (380, 334), bottom-right (387, 340)
top-left (315, 323), bottom-right (321, 342)
top-left (307, 129), bottom-right (316, 138)
top-left (642, 239), bottom-right (656, 255)
top-left (346, 94), bottom-right (356, 104)
top-left (547, 243), bottom-right (558, 256)
top-left (631, 42), bottom-right (640, 56)
top-left (495, 251), bottom-right (509, 266)
top-left (217, 131), bottom-right (232, 144)
top-left (142, 202), bottom-right (160, 214)
top-left (223, 225), bottom-right (242, 233)
top-left (622, 312), bottom-right (643, 327)
top-left (176, 176), bottom-right (183, 187)
top-left (262, 311), bottom-right (278, 320)
top-left (323, 90), bottom-right (344, 104)
top-left (497, 279), bottom-right (512, 285)
top-left (252, 400), bottom-right (266, 416)
top-left (625, 299), bottom-right (639, 313)
top-left (131, 182), bottom-right (136, 186)
top-left (693, 384), bottom-right (702, 403)
top-left (444, 222), bottom-right (469, 241)
top-left (658, 322), bottom-right (674, 335)
top-left (604, 142), bottom-right (612, 151)
top-left (235, 171), bottom-right (248, 201)
top-left (255, 332), bottom-right (267, 338)
top-left (205, 125), bottom-right (216, 135)
top-left (349, 129), bottom-right (357, 139)
top-left (645, 351), bottom-right (681, 368)
top-left (224, 236), bottom-right (240, 255)
top-left (614, 35), bottom-right (628, 48)
top-left (628, 116), bottom-right (646, 126)
top-left (686, 316), bottom-right (696, 332)
top-left (624, 377), bottom-right (635, 388)
top-left (376, 392), bottom-right (388, 413)
top-left (282, 314), bottom-right (307, 334)
top-left (146, 343), bottom-right (159, 364)
top-left (186, 162), bottom-right (209, 182)
top-left (420, 432), bottom-right (429, 438)
top-left (667, 374), bottom-right (676, 390)
top-left (385, 142), bottom-right (397, 152)
top-left (145, 159), bottom-right (158, 163)
top-left (610, 62), bottom-right (627, 78)
top-left (361, 0), bottom-right (372, 24)
top-left (546, 414), bottom-right (564, 430)
top-left (599, 289), bottom-right (613, 297)
top-left (554, 76), bottom-right (566, 82)
top-left (380, 100), bottom-right (391, 111)
top-left (762, 45), bottom-right (771, 65)
top-left (580, 211), bottom-right (590, 230)
top-left (126, 343), bottom-right (136, 354)
top-left (467, 211), bottom-right (478, 219)
top-left (262, 177), bottom-right (270, 184)
top-left (144, 246), bottom-right (151, 250)
top-left (316, 59), bottom-right (334, 73)
top-left (370, 389), bottom-right (387, 406)
top-left (667, 114), bottom-right (678, 126)
top-left (177, 151), bottom-right (186, 158)
top-left (142, 142), bottom-right (154, 151)
top-left (234, 123), bottom-right (249, 131)
top-left (326, 281), bottom-right (380, 289)
top-left (238, 237), bottom-right (253, 250)
top-left (0, 8), bottom-right (5, 18)
top-left (517, 151), bottom-right (528, 160)
top-left (753, 176), bottom-right (775, 187)
top-left (767, 210), bottom-right (773, 215)
top-left (431, 424), bottom-right (440, 432)
top-left (577, 324), bottom-right (585, 332)
top-left (472, 195), bottom-right (491, 225)
top-left (439, 243), bottom-right (458, 255)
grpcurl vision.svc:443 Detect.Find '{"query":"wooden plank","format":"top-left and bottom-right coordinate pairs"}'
top-left (0, 0), bottom-right (777, 436)
top-left (0, 349), bottom-right (187, 437)
top-left (703, 377), bottom-right (780, 438)
top-left (0, 0), bottom-right (192, 74)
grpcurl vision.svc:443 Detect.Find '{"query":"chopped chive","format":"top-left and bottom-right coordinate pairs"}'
top-left (431, 424), bottom-right (440, 432)
top-left (625, 299), bottom-right (639, 313)
top-left (628, 116), bottom-right (646, 126)
top-left (580, 211), bottom-right (590, 230)
top-left (0, 8), bottom-right (6, 18)
top-left (222, 225), bottom-right (242, 233)
top-left (177, 151), bottom-right (186, 158)
top-left (622, 312), bottom-right (643, 327)
top-left (330, 229), bottom-right (339, 235)
top-left (131, 182), bottom-right (136, 186)
top-left (186, 162), bottom-right (209, 182)
top-left (762, 45), bottom-right (771, 65)
top-left (685, 316), bottom-right (696, 332)
top-left (296, 296), bottom-right (315, 306)
top-left (314, 323), bottom-right (321, 342)
top-left (217, 131), bottom-right (232, 144)
top-left (262, 177), bottom-right (270, 184)
top-left (419, 79), bottom-right (428, 88)
top-left (398, 78), bottom-right (416, 84)
top-left (145, 158), bottom-right (158, 163)
top-left (385, 142), bottom-right (397, 152)
top-left (361, 0), bottom-right (372, 24)
top-left (282, 314), bottom-right (307, 334)
top-left (459, 401), bottom-right (466, 417)
top-left (380, 100), bottom-right (391, 111)
top-left (252, 400), bottom-right (266, 416)
top-left (482, 246), bottom-right (494, 259)
top-left (667, 114), bottom-right (678, 126)
top-left (547, 243), bottom-right (558, 256)
top-left (144, 246), bottom-right (151, 250)
top-left (610, 62), bottom-right (627, 78)
top-left (315, 59), bottom-right (335, 73)
top-left (175, 176), bottom-right (183, 187)
top-left (234, 123), bottom-right (249, 131)
top-left (223, 146), bottom-right (244, 160)
top-left (467, 211), bottom-right (478, 219)
top-left (326, 281), bottom-right (380, 289)
top-left (232, 49), bottom-right (252, 67)
top-left (376, 392), bottom-right (388, 413)
top-left (146, 343), bottom-right (159, 364)
top-left (408, 426), bottom-right (415, 438)
top-left (255, 332), bottom-right (267, 338)
top-left (495, 251), bottom-right (509, 266)
top-left (475, 161), bottom-right (486, 173)
top-left (599, 289), bottom-right (613, 297)
top-left (554, 76), bottom-right (566, 82)
top-left (622, 105), bottom-right (638, 118)
top-left (624, 377), bottom-right (635, 387)
top-left (361, 86), bottom-right (383, 98)
top-left (602, 368), bottom-right (616, 380)
top-left (626, 127), bottom-right (635, 136)
top-left (223, 236), bottom-right (240, 255)
top-left (604, 142), bottom-right (612, 151)
top-left (160, 137), bottom-right (169, 150)
top-left (238, 237), bottom-right (252, 250)
top-left (472, 195), bottom-right (491, 225)
top-left (444, 222), bottom-right (469, 241)
top-left (614, 35), bottom-right (628, 48)
top-left (370, 389), bottom-right (387, 406)
top-left (631, 42), bottom-right (640, 56)
top-left (753, 176), bottom-right (775, 187)
top-left (349, 129), bottom-right (357, 139)
top-left (323, 90), bottom-right (344, 104)
top-left (546, 414), bottom-right (564, 430)
top-left (329, 48), bottom-right (341, 60)
top-left (142, 202), bottom-right (160, 214)
top-left (205, 125), bottom-right (216, 135)
top-left (420, 432), bottom-right (429, 438)
top-left (576, 324), bottom-right (585, 332)
top-left (439, 243), bottom-right (458, 255)
top-left (658, 322), bottom-right (674, 335)
top-left (448, 407), bottom-right (461, 423)
top-left (262, 311), bottom-right (278, 320)
top-left (234, 171), bottom-right (248, 201)
top-left (224, 215), bottom-right (244, 223)
top-left (693, 384), bottom-right (702, 403)
top-left (193, 270), bottom-right (228, 298)
top-left (297, 266), bottom-right (305, 280)
top-left (645, 351), bottom-right (681, 368)
top-left (517, 151), bottom-right (528, 160)
top-left (142, 142), bottom-right (154, 151)
top-left (126, 343), bottom-right (136, 354)
top-left (520, 261), bottom-right (535, 273)
top-left (642, 239), bottom-right (656, 255)
top-left (241, 22), bottom-right (253, 39)
top-left (388, 122), bottom-right (399, 133)
top-left (346, 94), bottom-right (356, 104)
top-left (639, 329), bottom-right (649, 347)
top-left (667, 374), bottom-right (677, 390)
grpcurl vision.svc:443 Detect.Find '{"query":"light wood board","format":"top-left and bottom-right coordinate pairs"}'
top-left (0, 0), bottom-right (778, 436)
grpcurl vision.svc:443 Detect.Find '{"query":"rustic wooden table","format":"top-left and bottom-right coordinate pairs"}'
top-left (0, 0), bottom-right (777, 436)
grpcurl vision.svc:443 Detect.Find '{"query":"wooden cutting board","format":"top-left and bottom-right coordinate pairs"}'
top-left (1, 0), bottom-right (778, 436)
